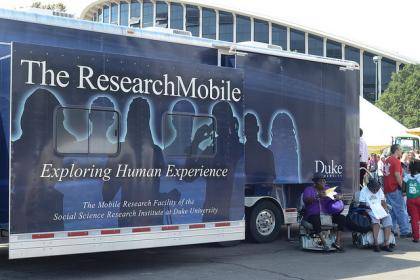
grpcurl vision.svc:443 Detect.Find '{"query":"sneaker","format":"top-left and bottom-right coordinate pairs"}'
top-left (381, 245), bottom-right (393, 252)
top-left (413, 239), bottom-right (419, 243)
top-left (331, 243), bottom-right (345, 253)
top-left (373, 245), bottom-right (381, 252)
top-left (322, 244), bottom-right (330, 252)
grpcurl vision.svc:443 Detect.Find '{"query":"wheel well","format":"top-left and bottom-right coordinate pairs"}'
top-left (246, 197), bottom-right (284, 224)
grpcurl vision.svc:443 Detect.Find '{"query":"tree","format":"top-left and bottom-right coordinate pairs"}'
top-left (31, 1), bottom-right (67, 12)
top-left (376, 64), bottom-right (420, 129)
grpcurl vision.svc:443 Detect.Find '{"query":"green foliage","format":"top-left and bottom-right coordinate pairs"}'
top-left (376, 64), bottom-right (420, 128)
top-left (31, 1), bottom-right (67, 12)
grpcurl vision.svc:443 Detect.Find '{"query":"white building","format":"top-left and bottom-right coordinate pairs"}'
top-left (80, 0), bottom-right (416, 103)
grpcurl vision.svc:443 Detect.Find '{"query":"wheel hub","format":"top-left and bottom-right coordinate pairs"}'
top-left (256, 209), bottom-right (275, 236)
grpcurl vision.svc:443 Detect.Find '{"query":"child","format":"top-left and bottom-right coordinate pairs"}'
top-left (404, 160), bottom-right (420, 243)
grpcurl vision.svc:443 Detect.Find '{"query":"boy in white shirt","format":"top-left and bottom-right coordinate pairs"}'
top-left (359, 178), bottom-right (393, 252)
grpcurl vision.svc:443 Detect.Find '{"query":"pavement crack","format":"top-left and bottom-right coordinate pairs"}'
top-left (209, 259), bottom-right (305, 280)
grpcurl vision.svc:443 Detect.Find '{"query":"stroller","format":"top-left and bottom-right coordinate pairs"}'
top-left (347, 168), bottom-right (396, 248)
top-left (298, 194), bottom-right (338, 251)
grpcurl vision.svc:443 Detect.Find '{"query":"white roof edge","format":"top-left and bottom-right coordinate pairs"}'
top-left (0, 8), bottom-right (359, 68)
top-left (80, 0), bottom-right (418, 65)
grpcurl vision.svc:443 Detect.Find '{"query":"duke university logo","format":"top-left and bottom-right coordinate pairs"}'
top-left (315, 160), bottom-right (344, 178)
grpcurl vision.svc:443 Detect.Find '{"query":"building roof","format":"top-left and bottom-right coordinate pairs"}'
top-left (80, 0), bottom-right (418, 64)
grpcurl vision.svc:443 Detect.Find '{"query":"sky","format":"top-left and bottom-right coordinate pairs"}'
top-left (0, 0), bottom-right (419, 62)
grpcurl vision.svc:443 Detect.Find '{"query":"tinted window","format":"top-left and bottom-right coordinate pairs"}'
top-left (98, 9), bottom-right (103, 22)
top-left (236, 15), bottom-right (251, 42)
top-left (130, 1), bottom-right (141, 18)
top-left (221, 54), bottom-right (236, 68)
top-left (55, 107), bottom-right (119, 155)
top-left (344, 45), bottom-right (360, 63)
top-left (290, 29), bottom-right (305, 53)
top-left (163, 113), bottom-right (216, 157)
top-left (381, 58), bottom-right (396, 92)
top-left (363, 52), bottom-right (376, 103)
top-left (170, 3), bottom-right (184, 30)
top-left (219, 11), bottom-right (233, 42)
top-left (326, 39), bottom-right (342, 59)
top-left (254, 19), bottom-right (269, 43)
top-left (186, 5), bottom-right (200, 36)
top-left (155, 1), bottom-right (168, 28)
top-left (110, 3), bottom-right (118, 24)
top-left (130, 0), bottom-right (141, 27)
top-left (272, 24), bottom-right (287, 49)
top-left (143, 0), bottom-right (154, 28)
top-left (308, 34), bottom-right (323, 56)
top-left (120, 2), bottom-right (129, 26)
top-left (103, 5), bottom-right (110, 23)
top-left (202, 8), bottom-right (216, 39)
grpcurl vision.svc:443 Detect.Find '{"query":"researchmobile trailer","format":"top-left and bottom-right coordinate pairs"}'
top-left (0, 8), bottom-right (359, 259)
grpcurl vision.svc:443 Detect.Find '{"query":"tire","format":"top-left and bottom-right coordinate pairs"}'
top-left (247, 200), bottom-right (283, 243)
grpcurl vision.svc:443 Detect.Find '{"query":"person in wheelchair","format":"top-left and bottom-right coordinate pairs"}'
top-left (302, 172), bottom-right (346, 252)
top-left (359, 178), bottom-right (393, 252)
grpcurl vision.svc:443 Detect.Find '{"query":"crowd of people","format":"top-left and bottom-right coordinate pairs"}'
top-left (360, 129), bottom-right (420, 246)
top-left (301, 129), bottom-right (420, 253)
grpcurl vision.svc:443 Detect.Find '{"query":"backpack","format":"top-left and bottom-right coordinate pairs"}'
top-left (406, 177), bottom-right (420, 199)
top-left (346, 204), bottom-right (372, 233)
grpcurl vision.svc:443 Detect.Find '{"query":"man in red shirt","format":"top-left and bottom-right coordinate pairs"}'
top-left (384, 144), bottom-right (412, 237)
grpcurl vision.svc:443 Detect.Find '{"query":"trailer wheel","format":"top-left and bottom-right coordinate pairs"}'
top-left (248, 200), bottom-right (282, 243)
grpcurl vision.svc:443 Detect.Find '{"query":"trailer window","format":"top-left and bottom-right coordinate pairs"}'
top-left (220, 54), bottom-right (236, 68)
top-left (163, 113), bottom-right (216, 157)
top-left (55, 107), bottom-right (119, 156)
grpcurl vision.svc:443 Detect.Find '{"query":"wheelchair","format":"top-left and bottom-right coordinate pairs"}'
top-left (349, 190), bottom-right (396, 248)
top-left (350, 168), bottom-right (396, 248)
top-left (298, 195), bottom-right (338, 251)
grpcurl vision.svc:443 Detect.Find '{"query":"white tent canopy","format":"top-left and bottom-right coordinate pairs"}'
top-left (360, 96), bottom-right (408, 147)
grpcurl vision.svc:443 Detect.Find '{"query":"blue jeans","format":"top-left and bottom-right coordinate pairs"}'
top-left (386, 189), bottom-right (412, 235)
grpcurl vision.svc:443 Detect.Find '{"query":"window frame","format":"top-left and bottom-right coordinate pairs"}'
top-left (54, 106), bottom-right (121, 157)
top-left (307, 33), bottom-right (324, 56)
top-left (253, 18), bottom-right (269, 44)
top-left (290, 28), bottom-right (305, 53)
top-left (271, 23), bottom-right (287, 49)
top-left (119, 1), bottom-right (130, 26)
top-left (235, 15), bottom-right (251, 43)
top-left (185, 4), bottom-right (200, 36)
top-left (218, 11), bottom-right (234, 42)
top-left (201, 7), bottom-right (216, 39)
top-left (110, 2), bottom-right (119, 25)
top-left (103, 5), bottom-right (110, 23)
top-left (142, 0), bottom-right (155, 28)
top-left (162, 112), bottom-right (217, 158)
top-left (155, 1), bottom-right (169, 28)
top-left (326, 39), bottom-right (342, 59)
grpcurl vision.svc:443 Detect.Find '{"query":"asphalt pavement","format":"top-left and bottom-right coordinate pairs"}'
top-left (0, 227), bottom-right (419, 280)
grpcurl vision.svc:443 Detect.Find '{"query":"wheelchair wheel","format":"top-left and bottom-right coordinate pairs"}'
top-left (352, 232), bottom-right (358, 246)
